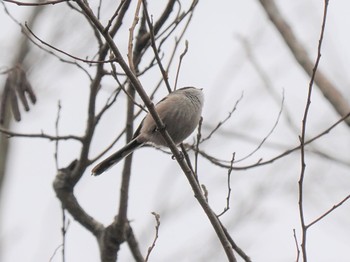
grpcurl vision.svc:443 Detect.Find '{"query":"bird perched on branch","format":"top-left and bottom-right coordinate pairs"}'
top-left (92, 86), bottom-right (204, 176)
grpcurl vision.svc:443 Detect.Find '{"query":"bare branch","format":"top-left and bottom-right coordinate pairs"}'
top-left (25, 23), bottom-right (117, 64)
top-left (53, 161), bottom-right (104, 237)
top-left (126, 224), bottom-right (144, 262)
top-left (307, 194), bottom-right (350, 229)
top-left (217, 153), bottom-right (235, 217)
top-left (145, 212), bottom-right (161, 262)
top-left (235, 90), bottom-right (284, 163)
top-left (238, 35), bottom-right (298, 132)
top-left (142, 0), bottom-right (172, 93)
top-left (54, 101), bottom-right (62, 170)
top-left (104, 0), bottom-right (129, 33)
top-left (60, 207), bottom-right (69, 262)
top-left (219, 220), bottom-right (252, 262)
top-left (127, 0), bottom-right (143, 73)
top-left (298, 1), bottom-right (329, 261)
top-left (49, 244), bottom-right (63, 262)
top-left (0, 126), bottom-right (82, 141)
top-left (194, 116), bottom-right (203, 177)
top-left (201, 92), bottom-right (243, 143)
top-left (293, 229), bottom-right (300, 262)
top-left (174, 40), bottom-right (188, 90)
top-left (194, 112), bottom-right (350, 170)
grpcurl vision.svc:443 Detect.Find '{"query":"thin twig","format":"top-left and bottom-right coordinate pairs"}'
top-left (24, 23), bottom-right (116, 64)
top-left (293, 229), bottom-right (300, 262)
top-left (217, 153), bottom-right (235, 217)
top-left (142, 0), bottom-right (172, 93)
top-left (2, 8), bottom-right (92, 80)
top-left (194, 111), bottom-right (350, 170)
top-left (54, 101), bottom-right (62, 170)
top-left (238, 35), bottom-right (298, 133)
top-left (298, 1), bottom-right (329, 261)
top-left (234, 90), bottom-right (284, 163)
top-left (109, 62), bottom-right (146, 112)
top-left (49, 244), bottom-right (63, 262)
top-left (145, 212), bottom-right (161, 261)
top-left (0, 127), bottom-right (82, 141)
top-left (194, 116), bottom-right (203, 178)
top-left (127, 0), bottom-right (143, 73)
top-left (201, 92), bottom-right (243, 143)
top-left (307, 194), bottom-right (350, 229)
top-left (174, 40), bottom-right (188, 90)
top-left (104, 0), bottom-right (127, 33)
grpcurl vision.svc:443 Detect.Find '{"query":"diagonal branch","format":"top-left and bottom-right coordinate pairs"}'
top-left (53, 161), bottom-right (104, 237)
top-left (307, 193), bottom-right (350, 229)
top-left (74, 0), bottom-right (238, 260)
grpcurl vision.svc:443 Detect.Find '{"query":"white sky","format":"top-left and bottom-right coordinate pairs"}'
top-left (1, 0), bottom-right (350, 261)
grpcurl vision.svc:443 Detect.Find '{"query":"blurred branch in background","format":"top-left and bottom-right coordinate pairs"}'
top-left (258, 0), bottom-right (350, 126)
top-left (0, 6), bottom-right (43, 260)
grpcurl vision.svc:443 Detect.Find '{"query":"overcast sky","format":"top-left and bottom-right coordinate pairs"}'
top-left (1, 0), bottom-right (350, 261)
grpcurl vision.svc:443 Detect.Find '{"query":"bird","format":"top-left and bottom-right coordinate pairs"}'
top-left (91, 86), bottom-right (204, 176)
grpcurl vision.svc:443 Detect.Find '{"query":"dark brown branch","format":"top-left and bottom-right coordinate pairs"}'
top-left (126, 225), bottom-right (145, 262)
top-left (0, 66), bottom-right (37, 124)
top-left (104, 0), bottom-right (129, 33)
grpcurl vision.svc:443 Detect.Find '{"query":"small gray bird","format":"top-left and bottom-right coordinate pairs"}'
top-left (92, 87), bottom-right (204, 176)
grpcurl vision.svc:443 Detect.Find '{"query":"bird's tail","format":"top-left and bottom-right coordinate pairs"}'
top-left (92, 139), bottom-right (143, 176)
